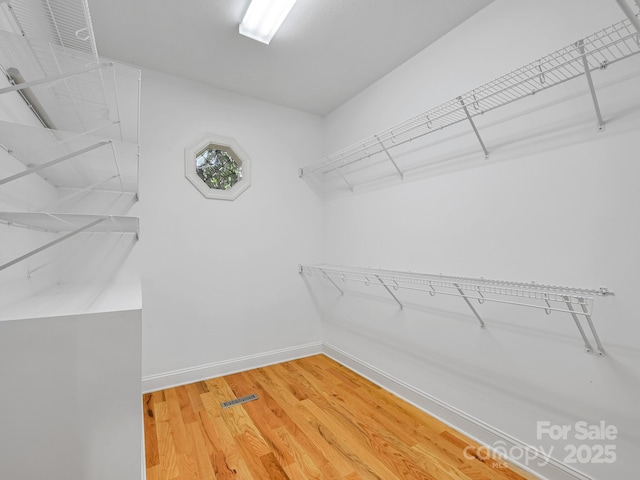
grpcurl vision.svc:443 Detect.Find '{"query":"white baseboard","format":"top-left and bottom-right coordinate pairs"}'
top-left (322, 343), bottom-right (594, 480)
top-left (142, 341), bottom-right (323, 393)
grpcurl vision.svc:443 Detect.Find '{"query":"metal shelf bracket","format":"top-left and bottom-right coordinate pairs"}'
top-left (563, 295), bottom-right (596, 355)
top-left (320, 268), bottom-right (344, 295)
top-left (453, 282), bottom-right (486, 328)
top-left (374, 135), bottom-right (404, 179)
top-left (576, 40), bottom-right (606, 131)
top-left (375, 274), bottom-right (403, 309)
top-left (458, 96), bottom-right (489, 160)
top-left (336, 167), bottom-right (354, 192)
top-left (0, 140), bottom-right (112, 186)
top-left (579, 297), bottom-right (606, 357)
top-left (0, 217), bottom-right (105, 272)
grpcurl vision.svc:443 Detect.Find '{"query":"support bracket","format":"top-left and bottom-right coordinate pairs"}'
top-left (374, 135), bottom-right (403, 180)
top-left (563, 296), bottom-right (595, 355)
top-left (458, 96), bottom-right (489, 159)
top-left (33, 175), bottom-right (119, 212)
top-left (578, 298), bottom-right (606, 357)
top-left (320, 268), bottom-right (344, 296)
top-left (453, 283), bottom-right (486, 328)
top-left (375, 275), bottom-right (404, 310)
top-left (0, 140), bottom-right (112, 186)
top-left (576, 40), bottom-right (605, 131)
top-left (335, 166), bottom-right (354, 192)
top-left (0, 218), bottom-right (106, 272)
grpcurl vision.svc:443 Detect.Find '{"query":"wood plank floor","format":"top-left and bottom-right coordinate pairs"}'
top-left (143, 354), bottom-right (538, 480)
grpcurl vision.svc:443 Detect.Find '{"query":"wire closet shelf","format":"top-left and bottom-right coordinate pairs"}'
top-left (0, 0), bottom-right (141, 273)
top-left (8, 0), bottom-right (100, 59)
top-left (0, 0), bottom-right (141, 142)
top-left (0, 212), bottom-right (139, 273)
top-left (300, 264), bottom-right (613, 357)
top-left (0, 120), bottom-right (138, 196)
top-left (300, 16), bottom-right (640, 190)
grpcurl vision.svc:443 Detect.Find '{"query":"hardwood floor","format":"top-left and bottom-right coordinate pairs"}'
top-left (143, 354), bottom-right (538, 480)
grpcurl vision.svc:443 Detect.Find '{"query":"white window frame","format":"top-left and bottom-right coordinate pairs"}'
top-left (184, 133), bottom-right (252, 200)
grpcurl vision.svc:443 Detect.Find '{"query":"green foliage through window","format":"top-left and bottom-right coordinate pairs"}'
top-left (195, 147), bottom-right (242, 190)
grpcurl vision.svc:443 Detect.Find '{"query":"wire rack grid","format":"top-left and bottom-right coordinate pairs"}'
top-left (301, 264), bottom-right (610, 357)
top-left (302, 18), bottom-right (640, 180)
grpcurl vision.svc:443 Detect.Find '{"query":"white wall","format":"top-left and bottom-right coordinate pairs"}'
top-left (136, 70), bottom-right (325, 382)
top-left (0, 309), bottom-right (142, 480)
top-left (318, 1), bottom-right (640, 479)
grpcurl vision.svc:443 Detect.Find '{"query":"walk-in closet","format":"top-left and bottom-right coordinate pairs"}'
top-left (1, 1), bottom-right (639, 479)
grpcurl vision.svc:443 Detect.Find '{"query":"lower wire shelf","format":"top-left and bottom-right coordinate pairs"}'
top-left (300, 264), bottom-right (613, 357)
top-left (0, 211), bottom-right (139, 272)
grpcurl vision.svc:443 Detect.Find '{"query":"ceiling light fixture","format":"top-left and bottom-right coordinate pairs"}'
top-left (239, 0), bottom-right (298, 45)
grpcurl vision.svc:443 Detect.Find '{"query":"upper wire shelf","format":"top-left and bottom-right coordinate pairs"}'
top-left (7, 0), bottom-right (99, 60)
top-left (0, 0), bottom-right (141, 143)
top-left (0, 0), bottom-right (141, 287)
top-left (0, 0), bottom-right (141, 198)
top-left (300, 264), bottom-right (612, 357)
top-left (300, 17), bottom-right (640, 190)
top-left (0, 29), bottom-right (140, 142)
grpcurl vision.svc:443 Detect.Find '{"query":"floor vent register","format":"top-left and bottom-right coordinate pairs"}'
top-left (221, 393), bottom-right (259, 409)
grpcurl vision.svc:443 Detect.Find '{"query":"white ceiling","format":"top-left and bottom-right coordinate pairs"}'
top-left (89, 0), bottom-right (494, 116)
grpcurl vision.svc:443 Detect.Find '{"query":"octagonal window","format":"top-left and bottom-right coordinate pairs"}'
top-left (195, 146), bottom-right (242, 190)
top-left (185, 134), bottom-right (251, 200)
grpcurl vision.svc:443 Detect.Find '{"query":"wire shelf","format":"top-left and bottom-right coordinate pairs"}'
top-left (0, 28), bottom-right (140, 139)
top-left (7, 0), bottom-right (99, 60)
top-left (0, 212), bottom-right (138, 233)
top-left (0, 119), bottom-right (137, 194)
top-left (0, 0), bottom-right (141, 286)
top-left (0, 0), bottom-right (120, 136)
top-left (0, 0), bottom-right (141, 197)
top-left (0, 212), bottom-right (138, 273)
top-left (301, 264), bottom-right (611, 357)
top-left (301, 17), bottom-right (640, 188)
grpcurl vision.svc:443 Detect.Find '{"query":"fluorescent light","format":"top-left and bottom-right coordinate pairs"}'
top-left (239, 0), bottom-right (298, 45)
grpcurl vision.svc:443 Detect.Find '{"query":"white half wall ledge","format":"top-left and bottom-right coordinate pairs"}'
top-left (141, 342), bottom-right (323, 393)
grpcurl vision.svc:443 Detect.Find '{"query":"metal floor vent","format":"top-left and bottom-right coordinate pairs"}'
top-left (221, 393), bottom-right (258, 409)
